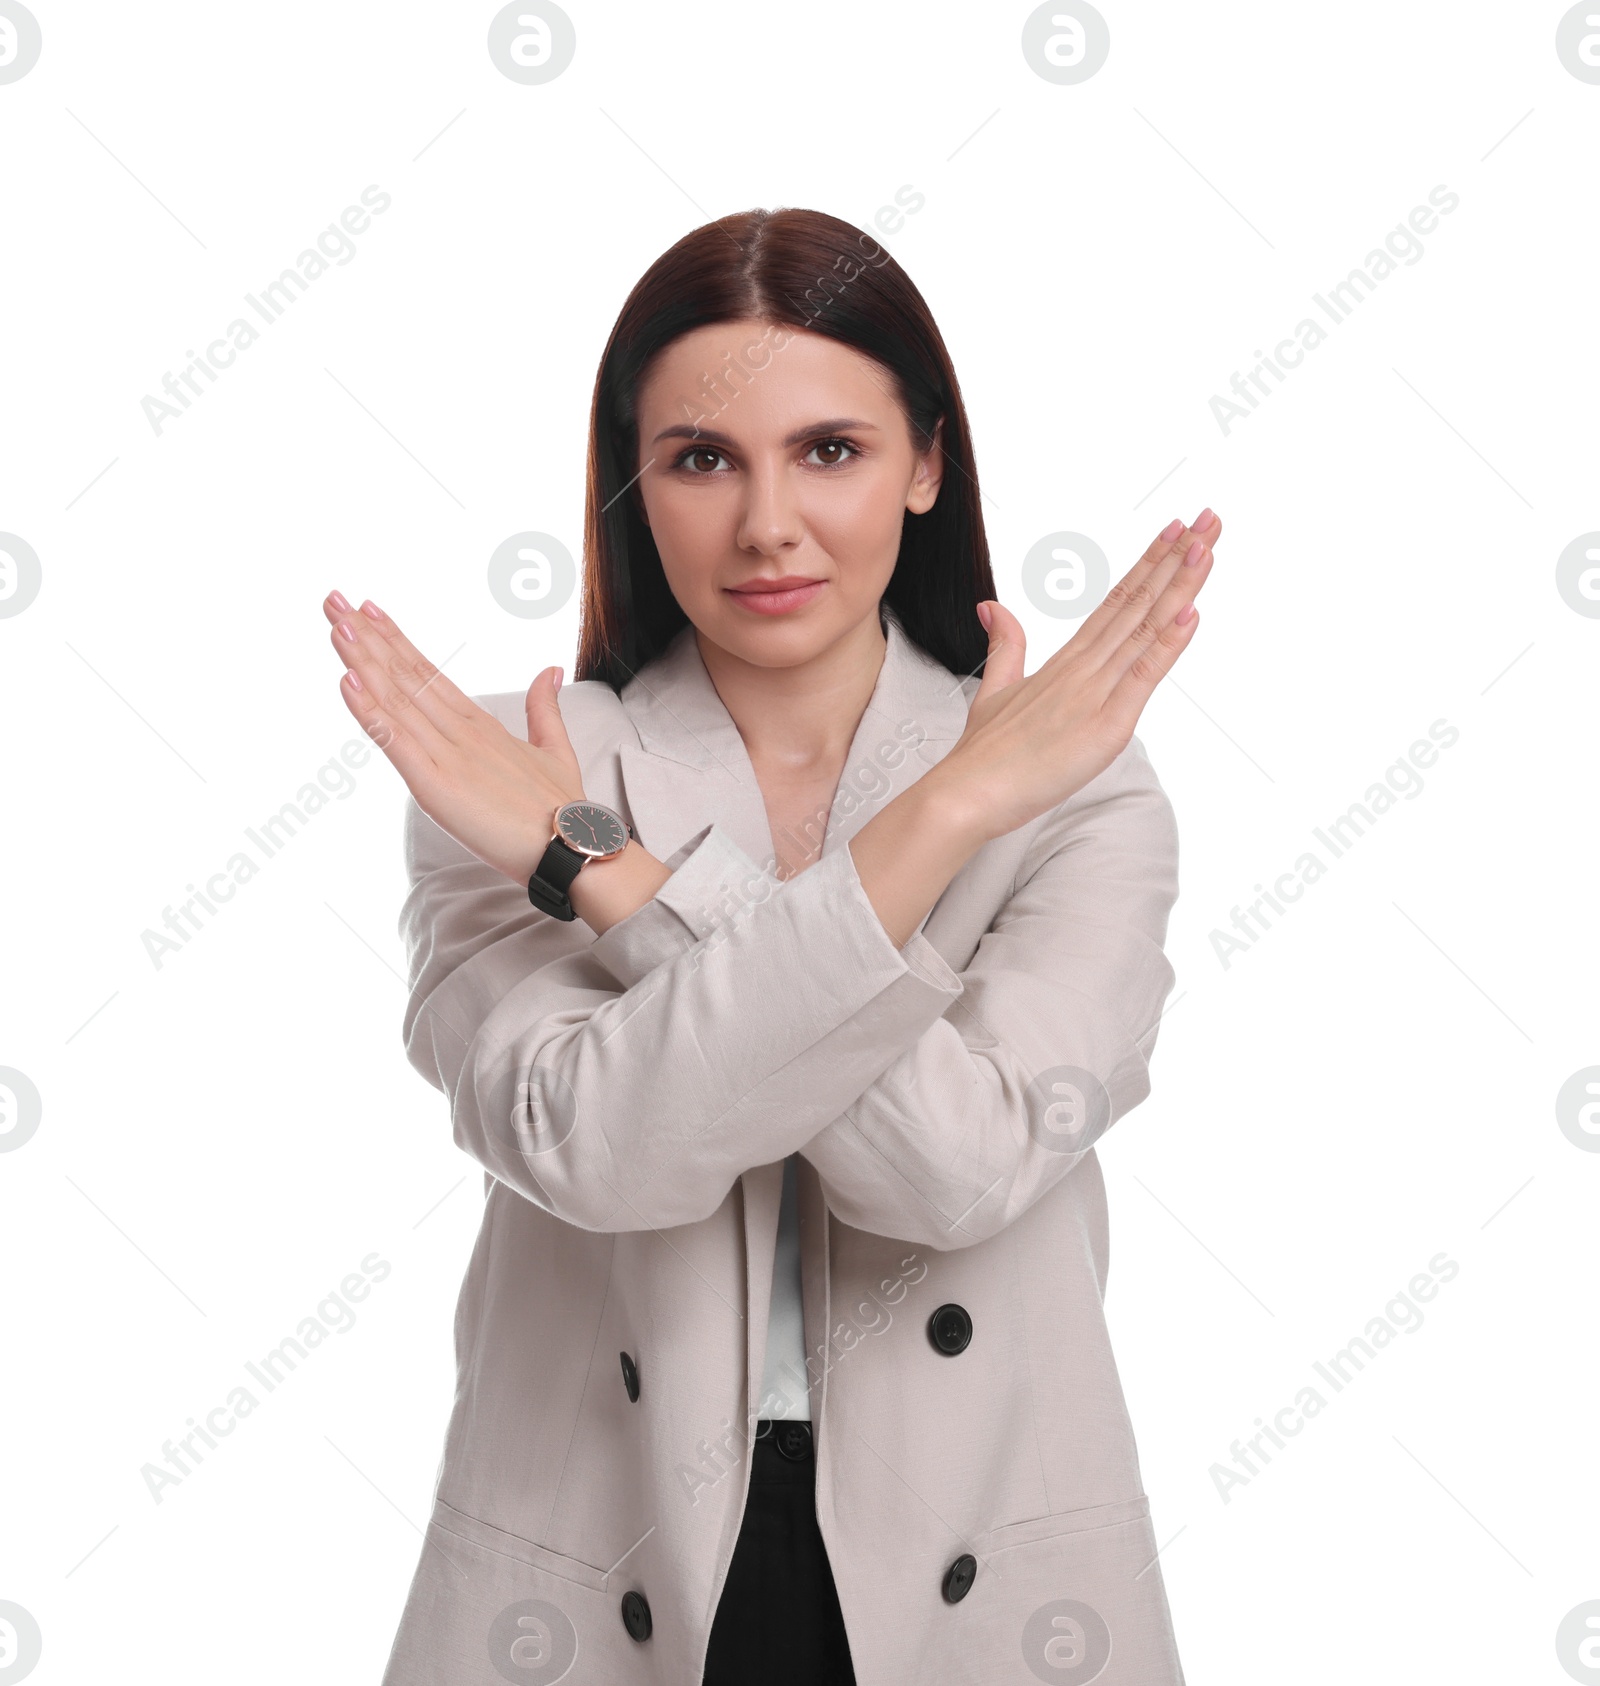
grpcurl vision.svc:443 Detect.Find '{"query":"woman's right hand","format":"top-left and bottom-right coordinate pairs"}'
top-left (935, 510), bottom-right (1220, 844)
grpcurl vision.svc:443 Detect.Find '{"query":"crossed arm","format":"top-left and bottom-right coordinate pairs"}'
top-left (401, 731), bottom-right (1178, 1251)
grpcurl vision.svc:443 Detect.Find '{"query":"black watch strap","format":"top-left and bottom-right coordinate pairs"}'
top-left (527, 834), bottom-right (587, 921)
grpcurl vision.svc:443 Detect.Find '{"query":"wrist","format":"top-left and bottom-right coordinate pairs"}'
top-left (525, 794), bottom-right (635, 920)
top-left (906, 758), bottom-right (996, 852)
top-left (848, 761), bottom-right (990, 950)
top-left (567, 837), bottom-right (672, 936)
top-left (518, 790), bottom-right (586, 879)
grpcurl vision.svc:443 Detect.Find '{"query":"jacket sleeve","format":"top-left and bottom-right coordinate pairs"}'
top-left (401, 731), bottom-right (1177, 1246)
top-left (399, 790), bottom-right (966, 1234)
top-left (796, 734), bottom-right (1180, 1250)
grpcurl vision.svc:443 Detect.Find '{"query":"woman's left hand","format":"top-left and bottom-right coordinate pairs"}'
top-left (321, 591), bottom-right (585, 886)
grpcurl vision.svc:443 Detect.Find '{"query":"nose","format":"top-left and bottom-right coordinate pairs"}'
top-left (735, 459), bottom-right (805, 557)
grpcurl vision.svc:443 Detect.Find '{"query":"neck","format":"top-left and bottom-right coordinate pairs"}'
top-left (694, 610), bottom-right (887, 777)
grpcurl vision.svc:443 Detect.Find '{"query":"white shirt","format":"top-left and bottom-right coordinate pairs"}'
top-left (757, 1153), bottom-right (810, 1419)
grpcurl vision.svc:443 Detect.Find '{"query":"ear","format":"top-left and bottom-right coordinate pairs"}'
top-left (906, 416), bottom-right (945, 515)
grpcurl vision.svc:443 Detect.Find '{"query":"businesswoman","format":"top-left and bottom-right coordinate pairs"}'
top-left (324, 208), bottom-right (1217, 1685)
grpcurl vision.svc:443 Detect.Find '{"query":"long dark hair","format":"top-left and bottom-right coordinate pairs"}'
top-left (574, 207), bottom-right (994, 690)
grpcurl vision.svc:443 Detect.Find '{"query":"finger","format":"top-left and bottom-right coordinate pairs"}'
top-left (971, 599), bottom-right (1026, 702)
top-left (324, 595), bottom-right (478, 725)
top-left (1058, 512), bottom-right (1216, 671)
top-left (1101, 593), bottom-right (1203, 736)
top-left (323, 594), bottom-right (477, 748)
top-left (1085, 512), bottom-right (1213, 644)
top-left (1102, 535), bottom-right (1215, 692)
top-left (325, 613), bottom-right (447, 765)
top-left (332, 630), bottom-right (445, 792)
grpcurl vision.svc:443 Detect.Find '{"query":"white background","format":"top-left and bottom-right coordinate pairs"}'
top-left (2, 2), bottom-right (1597, 1682)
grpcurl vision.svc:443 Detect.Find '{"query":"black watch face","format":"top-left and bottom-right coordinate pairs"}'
top-left (556, 802), bottom-right (628, 858)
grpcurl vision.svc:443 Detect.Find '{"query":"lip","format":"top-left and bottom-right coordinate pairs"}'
top-left (724, 577), bottom-right (826, 615)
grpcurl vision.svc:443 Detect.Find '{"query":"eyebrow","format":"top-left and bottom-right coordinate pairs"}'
top-left (649, 416), bottom-right (882, 448)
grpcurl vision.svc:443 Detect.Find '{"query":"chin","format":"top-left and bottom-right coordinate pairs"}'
top-left (716, 623), bottom-right (829, 668)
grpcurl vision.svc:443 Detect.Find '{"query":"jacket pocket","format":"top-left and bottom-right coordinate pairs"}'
top-left (955, 1496), bottom-right (1185, 1686)
top-left (427, 1495), bottom-right (613, 1592)
top-left (981, 1491), bottom-right (1151, 1556)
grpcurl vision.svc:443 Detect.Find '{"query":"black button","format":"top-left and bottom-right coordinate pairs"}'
top-left (620, 1350), bottom-right (639, 1402)
top-left (942, 1553), bottom-right (977, 1603)
top-left (927, 1303), bottom-right (973, 1356)
top-left (774, 1420), bottom-right (812, 1461)
top-left (620, 1589), bottom-right (652, 1641)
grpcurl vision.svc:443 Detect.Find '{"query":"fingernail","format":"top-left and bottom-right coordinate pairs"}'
top-left (343, 667), bottom-right (363, 691)
top-left (337, 620), bottom-right (358, 642)
top-left (977, 601), bottom-right (993, 630)
top-left (1184, 539), bottom-right (1205, 567)
top-left (1176, 602), bottom-right (1196, 624)
top-left (553, 667), bottom-right (563, 692)
top-left (1194, 507), bottom-right (1213, 529)
top-left (360, 599), bottom-right (383, 621)
top-left (328, 589), bottom-right (352, 611)
top-left (1159, 518), bottom-right (1183, 542)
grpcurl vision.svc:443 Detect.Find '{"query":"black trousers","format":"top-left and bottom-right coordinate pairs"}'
top-left (702, 1418), bottom-right (857, 1685)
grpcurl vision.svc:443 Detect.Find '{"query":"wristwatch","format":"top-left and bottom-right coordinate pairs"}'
top-left (527, 799), bottom-right (634, 920)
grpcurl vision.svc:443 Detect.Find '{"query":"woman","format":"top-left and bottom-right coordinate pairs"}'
top-left (325, 208), bottom-right (1216, 1686)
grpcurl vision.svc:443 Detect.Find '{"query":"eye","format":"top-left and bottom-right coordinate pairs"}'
top-left (672, 445), bottom-right (730, 475)
top-left (806, 436), bottom-right (861, 467)
top-left (667, 436), bottom-right (863, 475)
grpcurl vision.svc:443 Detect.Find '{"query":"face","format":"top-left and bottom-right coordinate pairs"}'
top-left (631, 318), bottom-right (943, 668)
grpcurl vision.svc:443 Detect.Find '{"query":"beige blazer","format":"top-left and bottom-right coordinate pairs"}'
top-left (381, 606), bottom-right (1186, 1685)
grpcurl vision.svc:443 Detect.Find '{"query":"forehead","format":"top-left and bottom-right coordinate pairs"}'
top-left (636, 319), bottom-right (899, 431)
